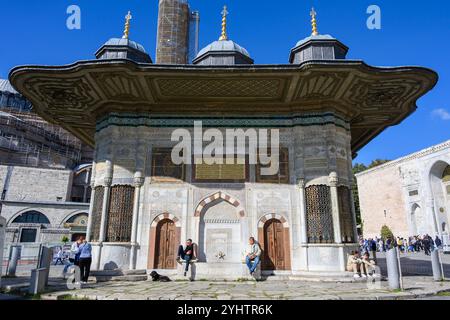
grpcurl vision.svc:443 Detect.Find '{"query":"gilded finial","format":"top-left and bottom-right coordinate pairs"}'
top-left (310, 7), bottom-right (319, 36)
top-left (219, 5), bottom-right (229, 41)
top-left (122, 11), bottom-right (132, 39)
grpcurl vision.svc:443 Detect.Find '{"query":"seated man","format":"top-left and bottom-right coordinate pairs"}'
top-left (177, 239), bottom-right (196, 277)
top-left (346, 251), bottom-right (364, 278)
top-left (360, 252), bottom-right (377, 277)
top-left (245, 237), bottom-right (262, 276)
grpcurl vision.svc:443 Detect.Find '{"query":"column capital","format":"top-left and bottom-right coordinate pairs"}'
top-left (134, 171), bottom-right (145, 187)
top-left (297, 177), bottom-right (306, 189)
top-left (328, 171), bottom-right (339, 187)
top-left (104, 177), bottom-right (113, 187)
top-left (104, 160), bottom-right (113, 187)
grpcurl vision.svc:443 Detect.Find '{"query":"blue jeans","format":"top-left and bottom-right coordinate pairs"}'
top-left (246, 255), bottom-right (260, 273)
top-left (177, 245), bottom-right (192, 272)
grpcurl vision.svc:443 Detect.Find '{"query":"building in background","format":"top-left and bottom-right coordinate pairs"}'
top-left (0, 79), bottom-right (93, 257)
top-left (356, 140), bottom-right (450, 243)
top-left (156, 0), bottom-right (199, 64)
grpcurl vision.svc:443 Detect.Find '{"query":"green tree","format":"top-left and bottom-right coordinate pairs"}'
top-left (368, 159), bottom-right (390, 169)
top-left (351, 163), bottom-right (368, 229)
top-left (380, 225), bottom-right (394, 241)
top-left (61, 236), bottom-right (69, 244)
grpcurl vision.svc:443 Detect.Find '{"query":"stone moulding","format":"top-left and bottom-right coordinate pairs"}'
top-left (95, 112), bottom-right (351, 132)
top-left (8, 59), bottom-right (438, 154)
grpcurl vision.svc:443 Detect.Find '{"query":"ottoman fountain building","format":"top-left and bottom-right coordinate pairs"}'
top-left (8, 8), bottom-right (437, 278)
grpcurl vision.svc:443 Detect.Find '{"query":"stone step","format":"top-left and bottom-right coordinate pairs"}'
top-left (92, 274), bottom-right (148, 283)
top-left (122, 269), bottom-right (147, 276)
top-left (1, 283), bottom-right (29, 293)
top-left (90, 270), bottom-right (123, 277)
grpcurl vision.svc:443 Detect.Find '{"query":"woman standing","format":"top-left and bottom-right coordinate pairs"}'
top-left (78, 237), bottom-right (92, 284)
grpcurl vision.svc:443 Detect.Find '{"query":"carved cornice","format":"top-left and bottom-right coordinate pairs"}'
top-left (9, 60), bottom-right (437, 154)
top-left (356, 139), bottom-right (450, 177)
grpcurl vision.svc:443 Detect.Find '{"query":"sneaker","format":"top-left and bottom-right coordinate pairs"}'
top-left (353, 274), bottom-right (361, 278)
top-left (361, 274), bottom-right (367, 278)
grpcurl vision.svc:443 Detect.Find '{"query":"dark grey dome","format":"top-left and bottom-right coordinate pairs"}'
top-left (103, 38), bottom-right (147, 53)
top-left (95, 38), bottom-right (152, 64)
top-left (290, 34), bottom-right (348, 64)
top-left (0, 79), bottom-right (18, 94)
top-left (0, 79), bottom-right (32, 111)
top-left (193, 40), bottom-right (254, 65)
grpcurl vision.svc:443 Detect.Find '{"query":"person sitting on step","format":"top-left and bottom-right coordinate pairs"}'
top-left (245, 237), bottom-right (262, 276)
top-left (347, 251), bottom-right (364, 279)
top-left (177, 239), bottom-right (196, 277)
top-left (360, 252), bottom-right (377, 277)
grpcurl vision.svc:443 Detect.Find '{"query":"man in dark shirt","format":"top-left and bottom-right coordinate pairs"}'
top-left (177, 239), bottom-right (195, 276)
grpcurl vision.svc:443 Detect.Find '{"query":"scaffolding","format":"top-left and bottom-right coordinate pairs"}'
top-left (0, 83), bottom-right (94, 169)
top-left (156, 0), bottom-right (190, 64)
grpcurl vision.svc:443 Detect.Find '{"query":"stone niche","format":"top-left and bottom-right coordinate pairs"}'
top-left (199, 200), bottom-right (242, 263)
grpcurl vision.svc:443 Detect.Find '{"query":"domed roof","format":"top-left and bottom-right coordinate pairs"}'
top-left (102, 38), bottom-right (147, 53)
top-left (196, 40), bottom-right (251, 59)
top-left (294, 34), bottom-right (336, 48)
top-left (0, 79), bottom-right (18, 94)
top-left (95, 37), bottom-right (152, 63)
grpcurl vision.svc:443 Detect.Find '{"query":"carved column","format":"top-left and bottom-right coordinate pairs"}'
top-left (298, 177), bottom-right (308, 244)
top-left (426, 197), bottom-right (439, 234)
top-left (129, 171), bottom-right (144, 270)
top-left (94, 161), bottom-right (113, 270)
top-left (329, 172), bottom-right (342, 244)
top-left (85, 179), bottom-right (96, 242)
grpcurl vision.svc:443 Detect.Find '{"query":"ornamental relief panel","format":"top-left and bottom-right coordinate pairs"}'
top-left (255, 190), bottom-right (291, 221)
top-left (90, 73), bottom-right (148, 101)
top-left (147, 188), bottom-right (187, 221)
top-left (193, 189), bottom-right (246, 212)
top-left (294, 72), bottom-right (349, 101)
top-left (154, 78), bottom-right (283, 99)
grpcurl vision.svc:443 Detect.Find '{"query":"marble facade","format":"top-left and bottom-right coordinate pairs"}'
top-left (357, 140), bottom-right (450, 243)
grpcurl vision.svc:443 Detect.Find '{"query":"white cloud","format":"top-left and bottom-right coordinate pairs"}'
top-left (432, 108), bottom-right (450, 121)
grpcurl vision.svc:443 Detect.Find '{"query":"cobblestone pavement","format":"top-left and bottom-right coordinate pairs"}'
top-left (2, 252), bottom-right (450, 300)
top-left (32, 276), bottom-right (450, 300)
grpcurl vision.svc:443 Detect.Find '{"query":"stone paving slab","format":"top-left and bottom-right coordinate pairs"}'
top-left (26, 276), bottom-right (450, 300)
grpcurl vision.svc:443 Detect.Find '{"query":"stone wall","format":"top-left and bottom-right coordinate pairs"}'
top-left (357, 140), bottom-right (450, 239)
top-left (0, 165), bottom-right (72, 202)
top-left (357, 164), bottom-right (408, 238)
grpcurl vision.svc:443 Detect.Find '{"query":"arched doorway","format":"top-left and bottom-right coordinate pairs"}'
top-left (258, 214), bottom-right (291, 271)
top-left (154, 219), bottom-right (177, 269)
top-left (430, 161), bottom-right (450, 235)
top-left (64, 213), bottom-right (88, 241)
top-left (263, 219), bottom-right (286, 270)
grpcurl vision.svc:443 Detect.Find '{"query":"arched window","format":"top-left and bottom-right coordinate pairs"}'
top-left (443, 165), bottom-right (450, 183)
top-left (12, 211), bottom-right (50, 224)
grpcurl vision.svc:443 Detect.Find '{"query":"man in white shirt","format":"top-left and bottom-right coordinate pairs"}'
top-left (245, 237), bottom-right (262, 276)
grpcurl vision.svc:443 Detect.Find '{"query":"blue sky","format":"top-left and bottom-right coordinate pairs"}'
top-left (0, 0), bottom-right (449, 165)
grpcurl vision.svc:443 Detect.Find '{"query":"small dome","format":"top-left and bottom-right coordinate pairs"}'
top-left (289, 34), bottom-right (348, 64)
top-left (193, 40), bottom-right (254, 66)
top-left (95, 38), bottom-right (152, 63)
top-left (294, 34), bottom-right (336, 48)
top-left (196, 40), bottom-right (251, 59)
top-left (0, 79), bottom-right (18, 94)
top-left (102, 38), bottom-right (148, 54)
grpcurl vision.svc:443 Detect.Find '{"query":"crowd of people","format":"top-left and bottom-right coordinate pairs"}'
top-left (346, 234), bottom-right (444, 279)
top-left (358, 234), bottom-right (443, 256)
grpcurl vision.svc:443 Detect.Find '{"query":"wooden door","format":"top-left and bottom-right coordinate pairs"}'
top-left (154, 219), bottom-right (176, 269)
top-left (263, 219), bottom-right (285, 270)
